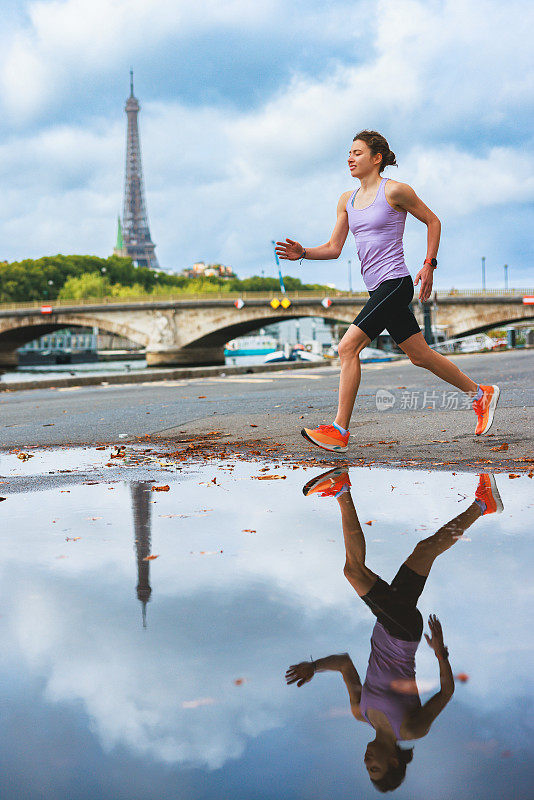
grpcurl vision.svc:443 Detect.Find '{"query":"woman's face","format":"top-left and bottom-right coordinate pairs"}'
top-left (348, 139), bottom-right (381, 178)
top-left (364, 740), bottom-right (398, 780)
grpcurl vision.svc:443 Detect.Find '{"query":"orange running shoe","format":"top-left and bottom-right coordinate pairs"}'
top-left (301, 424), bottom-right (349, 452)
top-left (473, 384), bottom-right (500, 435)
top-left (302, 466), bottom-right (351, 498)
top-left (475, 473), bottom-right (504, 515)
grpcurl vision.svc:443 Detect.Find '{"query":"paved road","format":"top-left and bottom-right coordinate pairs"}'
top-left (1, 349), bottom-right (533, 471)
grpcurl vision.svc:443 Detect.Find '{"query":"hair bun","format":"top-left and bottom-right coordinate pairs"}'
top-left (387, 150), bottom-right (397, 167)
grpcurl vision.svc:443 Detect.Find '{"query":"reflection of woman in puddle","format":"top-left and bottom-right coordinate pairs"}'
top-left (286, 469), bottom-right (503, 792)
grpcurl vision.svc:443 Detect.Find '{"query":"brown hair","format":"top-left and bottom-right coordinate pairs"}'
top-left (353, 130), bottom-right (397, 173)
top-left (370, 745), bottom-right (413, 793)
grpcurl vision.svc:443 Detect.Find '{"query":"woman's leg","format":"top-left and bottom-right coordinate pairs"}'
top-left (334, 325), bottom-right (371, 430)
top-left (337, 491), bottom-right (377, 596)
top-left (399, 332), bottom-right (477, 394)
top-left (404, 502), bottom-right (482, 577)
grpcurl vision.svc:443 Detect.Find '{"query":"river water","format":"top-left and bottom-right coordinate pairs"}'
top-left (0, 355), bottom-right (267, 382)
top-left (0, 449), bottom-right (532, 799)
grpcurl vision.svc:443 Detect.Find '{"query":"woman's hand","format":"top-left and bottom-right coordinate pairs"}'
top-left (414, 264), bottom-right (434, 302)
top-left (285, 661), bottom-right (315, 687)
top-left (275, 239), bottom-right (304, 261)
top-left (424, 614), bottom-right (449, 660)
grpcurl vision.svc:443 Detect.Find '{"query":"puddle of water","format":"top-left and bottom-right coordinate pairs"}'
top-left (0, 453), bottom-right (532, 799)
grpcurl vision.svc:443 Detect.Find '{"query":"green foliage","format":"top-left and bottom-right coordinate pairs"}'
top-left (0, 254), bottom-right (332, 302)
top-left (59, 273), bottom-right (112, 300)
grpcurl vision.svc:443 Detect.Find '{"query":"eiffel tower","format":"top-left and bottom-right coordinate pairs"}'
top-left (115, 70), bottom-right (159, 269)
top-left (131, 482), bottom-right (153, 628)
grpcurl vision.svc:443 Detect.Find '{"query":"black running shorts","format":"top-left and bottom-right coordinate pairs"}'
top-left (361, 564), bottom-right (427, 642)
top-left (352, 275), bottom-right (420, 345)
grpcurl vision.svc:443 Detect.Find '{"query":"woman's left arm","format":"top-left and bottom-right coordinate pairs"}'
top-left (387, 181), bottom-right (441, 302)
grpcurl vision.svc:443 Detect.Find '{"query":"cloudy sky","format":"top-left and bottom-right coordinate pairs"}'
top-left (0, 0), bottom-right (532, 289)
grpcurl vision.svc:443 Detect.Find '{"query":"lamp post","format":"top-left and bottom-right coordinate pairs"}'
top-left (481, 256), bottom-right (486, 291)
top-left (504, 263), bottom-right (509, 290)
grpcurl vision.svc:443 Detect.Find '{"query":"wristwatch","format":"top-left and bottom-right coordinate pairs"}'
top-left (424, 257), bottom-right (438, 268)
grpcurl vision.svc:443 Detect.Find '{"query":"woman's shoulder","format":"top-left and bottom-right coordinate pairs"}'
top-left (338, 190), bottom-right (355, 211)
top-left (384, 179), bottom-right (415, 201)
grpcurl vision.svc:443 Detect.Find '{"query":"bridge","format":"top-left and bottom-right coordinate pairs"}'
top-left (0, 290), bottom-right (532, 367)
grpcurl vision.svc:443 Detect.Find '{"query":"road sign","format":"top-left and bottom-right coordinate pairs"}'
top-left (523, 296), bottom-right (534, 305)
top-left (321, 297), bottom-right (332, 308)
top-left (40, 305), bottom-right (53, 314)
top-left (270, 298), bottom-right (280, 309)
top-left (234, 298), bottom-right (245, 309)
top-left (280, 298), bottom-right (291, 309)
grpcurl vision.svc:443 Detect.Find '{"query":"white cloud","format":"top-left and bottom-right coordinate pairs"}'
top-left (0, 0), bottom-right (278, 120)
top-left (0, 0), bottom-right (533, 285)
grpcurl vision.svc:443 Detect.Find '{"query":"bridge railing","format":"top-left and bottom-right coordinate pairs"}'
top-left (0, 288), bottom-right (532, 312)
top-left (434, 288), bottom-right (534, 298)
top-left (0, 290), bottom-right (367, 311)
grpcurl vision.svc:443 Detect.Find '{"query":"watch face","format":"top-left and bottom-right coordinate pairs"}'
top-left (429, 258), bottom-right (437, 267)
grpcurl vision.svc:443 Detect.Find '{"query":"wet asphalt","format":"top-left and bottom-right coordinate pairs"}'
top-left (0, 349), bottom-right (532, 472)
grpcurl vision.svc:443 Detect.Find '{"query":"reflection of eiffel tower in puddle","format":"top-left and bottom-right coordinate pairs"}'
top-left (131, 483), bottom-right (152, 628)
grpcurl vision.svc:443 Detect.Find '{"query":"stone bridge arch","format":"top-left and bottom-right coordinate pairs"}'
top-left (143, 302), bottom-right (363, 365)
top-left (0, 313), bottom-right (150, 367)
top-left (434, 300), bottom-right (534, 338)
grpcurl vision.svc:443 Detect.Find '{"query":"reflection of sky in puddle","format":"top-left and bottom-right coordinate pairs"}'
top-left (0, 455), bottom-right (532, 799)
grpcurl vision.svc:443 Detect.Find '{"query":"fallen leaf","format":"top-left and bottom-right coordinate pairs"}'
top-left (234, 678), bottom-right (245, 686)
top-left (253, 474), bottom-right (286, 480)
top-left (250, 424), bottom-right (258, 427)
top-left (242, 529), bottom-right (256, 533)
top-left (455, 672), bottom-right (469, 683)
top-left (151, 485), bottom-right (170, 492)
top-left (143, 554), bottom-right (159, 560)
top-left (0, 497), bottom-right (6, 502)
top-left (17, 452), bottom-right (34, 461)
top-left (198, 395), bottom-right (207, 399)
top-left (490, 443), bottom-right (508, 451)
top-left (508, 473), bottom-right (520, 479)
top-left (365, 520), bottom-right (373, 526)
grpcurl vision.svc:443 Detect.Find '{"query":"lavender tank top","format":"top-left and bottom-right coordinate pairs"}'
top-left (346, 177), bottom-right (410, 291)
top-left (360, 622), bottom-right (421, 741)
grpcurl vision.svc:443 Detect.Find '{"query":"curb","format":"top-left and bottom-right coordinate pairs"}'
top-left (0, 358), bottom-right (337, 393)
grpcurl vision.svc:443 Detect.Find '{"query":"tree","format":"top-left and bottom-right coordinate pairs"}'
top-left (59, 273), bottom-right (112, 300)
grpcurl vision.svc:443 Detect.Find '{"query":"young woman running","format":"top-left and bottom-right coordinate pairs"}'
top-left (275, 130), bottom-right (499, 453)
top-left (287, 467), bottom-right (503, 792)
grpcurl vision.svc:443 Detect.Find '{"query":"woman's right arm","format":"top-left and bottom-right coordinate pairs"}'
top-left (275, 192), bottom-right (351, 261)
top-left (286, 653), bottom-right (364, 720)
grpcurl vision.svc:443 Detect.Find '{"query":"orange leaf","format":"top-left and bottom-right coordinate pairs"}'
top-left (365, 520), bottom-right (373, 526)
top-left (490, 443), bottom-right (508, 451)
top-left (143, 554), bottom-right (159, 560)
top-left (151, 485), bottom-right (170, 492)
